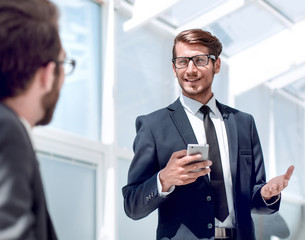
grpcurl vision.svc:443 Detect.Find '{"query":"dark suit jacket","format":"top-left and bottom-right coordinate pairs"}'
top-left (122, 99), bottom-right (280, 240)
top-left (0, 103), bottom-right (57, 240)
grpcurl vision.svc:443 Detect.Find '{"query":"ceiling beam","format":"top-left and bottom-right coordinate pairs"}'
top-left (256, 0), bottom-right (294, 28)
top-left (118, 0), bottom-right (177, 36)
top-left (123, 0), bottom-right (181, 32)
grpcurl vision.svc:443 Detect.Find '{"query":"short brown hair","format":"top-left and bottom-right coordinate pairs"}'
top-left (0, 0), bottom-right (61, 100)
top-left (172, 29), bottom-right (222, 59)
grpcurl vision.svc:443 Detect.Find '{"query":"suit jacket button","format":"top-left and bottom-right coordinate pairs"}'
top-left (206, 196), bottom-right (212, 201)
top-left (207, 223), bottom-right (213, 229)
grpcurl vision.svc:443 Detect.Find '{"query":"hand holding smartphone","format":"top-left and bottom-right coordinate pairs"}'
top-left (186, 144), bottom-right (209, 172)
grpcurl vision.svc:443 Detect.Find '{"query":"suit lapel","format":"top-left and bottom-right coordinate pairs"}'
top-left (167, 99), bottom-right (198, 146)
top-left (216, 101), bottom-right (238, 191)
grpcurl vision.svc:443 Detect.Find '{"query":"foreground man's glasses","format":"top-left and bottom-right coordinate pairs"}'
top-left (56, 58), bottom-right (76, 75)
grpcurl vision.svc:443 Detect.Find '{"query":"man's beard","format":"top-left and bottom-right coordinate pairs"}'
top-left (36, 76), bottom-right (60, 126)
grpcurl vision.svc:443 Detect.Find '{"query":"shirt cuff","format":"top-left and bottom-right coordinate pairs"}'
top-left (262, 193), bottom-right (281, 206)
top-left (157, 172), bottom-right (175, 197)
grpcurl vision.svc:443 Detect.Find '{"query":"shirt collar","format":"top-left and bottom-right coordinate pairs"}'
top-left (180, 93), bottom-right (218, 116)
top-left (19, 116), bottom-right (33, 143)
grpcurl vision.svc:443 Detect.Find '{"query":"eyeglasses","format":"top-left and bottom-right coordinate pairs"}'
top-left (56, 58), bottom-right (76, 75)
top-left (172, 54), bottom-right (216, 69)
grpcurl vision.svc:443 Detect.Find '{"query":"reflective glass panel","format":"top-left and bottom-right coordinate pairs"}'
top-left (125, 0), bottom-right (135, 4)
top-left (50, 0), bottom-right (102, 140)
top-left (265, 0), bottom-right (305, 23)
top-left (158, 0), bottom-right (227, 28)
top-left (38, 153), bottom-right (97, 240)
top-left (284, 77), bottom-right (305, 101)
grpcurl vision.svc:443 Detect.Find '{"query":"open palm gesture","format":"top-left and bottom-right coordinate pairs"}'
top-left (261, 165), bottom-right (294, 200)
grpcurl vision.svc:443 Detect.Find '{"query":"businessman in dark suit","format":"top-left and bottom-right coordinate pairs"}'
top-left (122, 29), bottom-right (294, 240)
top-left (0, 0), bottom-right (76, 239)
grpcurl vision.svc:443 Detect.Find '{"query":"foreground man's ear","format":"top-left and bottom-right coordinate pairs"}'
top-left (39, 61), bottom-right (56, 93)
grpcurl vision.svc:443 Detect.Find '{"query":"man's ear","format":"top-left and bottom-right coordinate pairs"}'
top-left (40, 61), bottom-right (56, 92)
top-left (172, 62), bottom-right (177, 78)
top-left (214, 58), bottom-right (221, 74)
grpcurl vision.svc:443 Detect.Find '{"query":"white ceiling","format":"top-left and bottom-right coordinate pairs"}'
top-left (120, 0), bottom-right (305, 57)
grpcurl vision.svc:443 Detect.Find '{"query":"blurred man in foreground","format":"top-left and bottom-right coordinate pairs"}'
top-left (0, 0), bottom-right (76, 239)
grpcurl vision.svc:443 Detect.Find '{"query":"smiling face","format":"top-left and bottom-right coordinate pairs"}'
top-left (173, 41), bottom-right (220, 104)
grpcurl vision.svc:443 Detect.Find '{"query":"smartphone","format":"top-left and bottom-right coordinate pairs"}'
top-left (186, 144), bottom-right (209, 172)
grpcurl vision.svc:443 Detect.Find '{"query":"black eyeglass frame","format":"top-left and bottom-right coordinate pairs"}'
top-left (55, 58), bottom-right (76, 75)
top-left (172, 54), bottom-right (216, 69)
